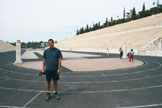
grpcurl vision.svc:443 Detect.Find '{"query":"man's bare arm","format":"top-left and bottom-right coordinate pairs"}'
top-left (42, 58), bottom-right (46, 72)
top-left (57, 58), bottom-right (61, 74)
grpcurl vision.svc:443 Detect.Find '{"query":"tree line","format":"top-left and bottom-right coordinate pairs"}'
top-left (76, 1), bottom-right (162, 35)
top-left (11, 40), bottom-right (58, 49)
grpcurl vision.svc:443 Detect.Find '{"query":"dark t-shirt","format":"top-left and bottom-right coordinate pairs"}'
top-left (43, 47), bottom-right (63, 71)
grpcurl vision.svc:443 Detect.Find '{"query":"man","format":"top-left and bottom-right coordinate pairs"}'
top-left (42, 39), bottom-right (63, 101)
top-left (119, 48), bottom-right (123, 59)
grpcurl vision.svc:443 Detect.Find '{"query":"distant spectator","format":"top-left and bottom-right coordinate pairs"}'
top-left (119, 48), bottom-right (123, 59)
top-left (129, 49), bottom-right (134, 62)
top-left (106, 48), bottom-right (109, 56)
top-left (127, 50), bottom-right (130, 58)
top-left (127, 52), bottom-right (129, 58)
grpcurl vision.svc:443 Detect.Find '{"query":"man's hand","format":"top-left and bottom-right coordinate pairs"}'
top-left (42, 68), bottom-right (45, 73)
top-left (57, 69), bottom-right (61, 75)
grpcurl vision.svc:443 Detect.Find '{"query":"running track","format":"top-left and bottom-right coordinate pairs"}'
top-left (0, 50), bottom-right (162, 108)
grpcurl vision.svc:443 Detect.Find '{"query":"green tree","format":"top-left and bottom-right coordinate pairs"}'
top-left (132, 7), bottom-right (136, 20)
top-left (97, 22), bottom-right (101, 29)
top-left (102, 18), bottom-right (109, 28)
top-left (126, 12), bottom-right (131, 18)
top-left (76, 29), bottom-right (79, 35)
top-left (75, 3), bottom-right (162, 35)
top-left (142, 3), bottom-right (146, 17)
top-left (80, 27), bottom-right (84, 34)
top-left (123, 7), bottom-right (126, 20)
top-left (157, 0), bottom-right (159, 7)
top-left (85, 24), bottom-right (89, 32)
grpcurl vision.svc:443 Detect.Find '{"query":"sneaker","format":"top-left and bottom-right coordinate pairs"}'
top-left (45, 93), bottom-right (50, 101)
top-left (54, 91), bottom-right (61, 100)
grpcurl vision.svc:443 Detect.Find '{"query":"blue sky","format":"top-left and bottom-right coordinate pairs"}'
top-left (0, 0), bottom-right (161, 42)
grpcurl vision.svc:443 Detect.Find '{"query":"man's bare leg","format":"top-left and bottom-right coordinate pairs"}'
top-left (53, 80), bottom-right (57, 92)
top-left (46, 81), bottom-right (51, 91)
top-left (53, 80), bottom-right (60, 100)
top-left (45, 81), bottom-right (51, 101)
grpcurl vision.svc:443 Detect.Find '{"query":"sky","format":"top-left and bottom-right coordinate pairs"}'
top-left (0, 0), bottom-right (161, 42)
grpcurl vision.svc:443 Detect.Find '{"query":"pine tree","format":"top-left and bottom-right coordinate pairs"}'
top-left (157, 0), bottom-right (159, 7)
top-left (126, 12), bottom-right (131, 19)
top-left (142, 3), bottom-right (146, 17)
top-left (98, 22), bottom-right (101, 29)
top-left (80, 27), bottom-right (84, 34)
top-left (111, 17), bottom-right (113, 22)
top-left (85, 24), bottom-right (89, 32)
top-left (106, 18), bottom-right (109, 27)
top-left (55, 40), bottom-right (58, 43)
top-left (103, 18), bottom-right (108, 28)
top-left (132, 7), bottom-right (136, 20)
top-left (123, 7), bottom-right (126, 19)
top-left (76, 30), bottom-right (79, 35)
top-left (109, 17), bottom-right (113, 26)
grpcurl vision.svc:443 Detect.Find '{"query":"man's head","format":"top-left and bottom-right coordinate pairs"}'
top-left (48, 39), bottom-right (54, 48)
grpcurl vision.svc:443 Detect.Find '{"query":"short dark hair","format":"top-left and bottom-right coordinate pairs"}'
top-left (131, 49), bottom-right (133, 51)
top-left (48, 39), bottom-right (54, 43)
